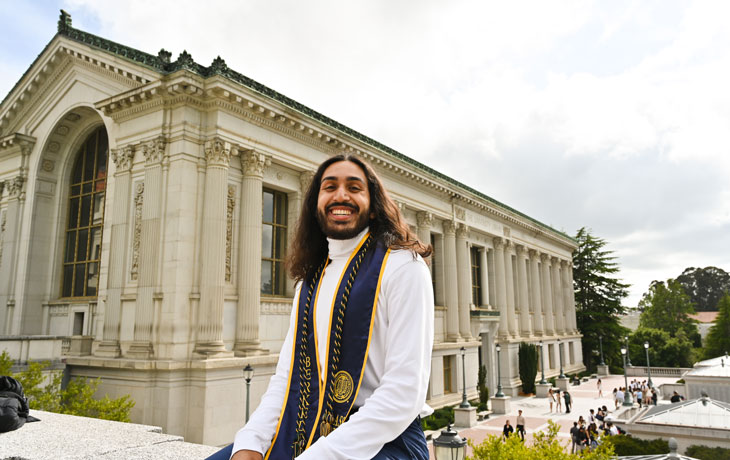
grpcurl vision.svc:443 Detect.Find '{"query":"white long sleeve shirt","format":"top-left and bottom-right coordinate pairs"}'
top-left (232, 228), bottom-right (434, 459)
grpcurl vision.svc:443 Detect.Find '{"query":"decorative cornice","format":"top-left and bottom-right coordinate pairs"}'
top-left (240, 149), bottom-right (268, 178)
top-left (111, 146), bottom-right (135, 172)
top-left (416, 211), bottom-right (433, 228)
top-left (204, 137), bottom-right (231, 167)
top-left (0, 133), bottom-right (36, 155)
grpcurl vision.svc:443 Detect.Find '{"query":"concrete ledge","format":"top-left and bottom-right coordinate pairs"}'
top-left (490, 395), bottom-right (511, 414)
top-left (536, 383), bottom-right (552, 398)
top-left (453, 406), bottom-right (477, 428)
top-left (0, 410), bottom-right (219, 460)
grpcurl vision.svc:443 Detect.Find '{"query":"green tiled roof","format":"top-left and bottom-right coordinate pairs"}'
top-left (5, 10), bottom-right (575, 244)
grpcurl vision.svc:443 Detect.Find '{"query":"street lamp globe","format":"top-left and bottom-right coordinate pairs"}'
top-left (433, 425), bottom-right (467, 460)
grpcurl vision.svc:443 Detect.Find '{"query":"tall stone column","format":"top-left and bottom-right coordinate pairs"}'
top-left (416, 212), bottom-right (433, 268)
top-left (563, 260), bottom-right (577, 334)
top-left (493, 237), bottom-right (509, 338)
top-left (540, 253), bottom-right (555, 336)
top-left (552, 257), bottom-right (565, 335)
top-left (0, 175), bottom-right (25, 335)
top-left (234, 149), bottom-right (269, 356)
top-left (516, 245), bottom-right (531, 337)
top-left (443, 221), bottom-right (460, 341)
top-left (529, 249), bottom-right (544, 336)
top-left (127, 138), bottom-right (166, 358)
top-left (194, 138), bottom-right (233, 357)
top-left (455, 224), bottom-right (472, 340)
top-left (97, 146), bottom-right (134, 357)
top-left (504, 242), bottom-right (518, 337)
top-left (479, 248), bottom-right (489, 308)
top-left (432, 233), bottom-right (445, 306)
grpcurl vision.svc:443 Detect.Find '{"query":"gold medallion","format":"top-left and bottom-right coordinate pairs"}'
top-left (332, 370), bottom-right (354, 403)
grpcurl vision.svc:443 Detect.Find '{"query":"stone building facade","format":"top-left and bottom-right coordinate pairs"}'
top-left (0, 12), bottom-right (583, 445)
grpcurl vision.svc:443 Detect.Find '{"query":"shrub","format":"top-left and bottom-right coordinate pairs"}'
top-left (518, 343), bottom-right (538, 394)
top-left (0, 350), bottom-right (134, 422)
top-left (477, 364), bottom-right (489, 406)
top-left (421, 405), bottom-right (454, 431)
top-left (685, 444), bottom-right (730, 460)
top-left (606, 435), bottom-right (668, 456)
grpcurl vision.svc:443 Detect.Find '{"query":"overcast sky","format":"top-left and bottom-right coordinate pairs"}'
top-left (2, 0), bottom-right (729, 308)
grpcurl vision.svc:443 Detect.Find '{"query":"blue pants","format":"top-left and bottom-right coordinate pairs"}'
top-left (206, 417), bottom-right (428, 460)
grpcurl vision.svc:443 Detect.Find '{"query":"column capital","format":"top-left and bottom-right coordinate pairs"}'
top-left (5, 175), bottom-right (25, 198)
top-left (540, 252), bottom-right (551, 263)
top-left (111, 146), bottom-right (135, 172)
top-left (561, 259), bottom-right (571, 268)
top-left (299, 170), bottom-right (315, 193)
top-left (142, 136), bottom-right (166, 165)
top-left (239, 149), bottom-right (269, 177)
top-left (205, 137), bottom-right (232, 167)
top-left (551, 255), bottom-right (561, 265)
top-left (528, 248), bottom-right (540, 260)
top-left (443, 220), bottom-right (457, 235)
top-left (516, 244), bottom-right (529, 256)
top-left (416, 211), bottom-right (433, 228)
top-left (455, 223), bottom-right (469, 239)
top-left (493, 236), bottom-right (507, 249)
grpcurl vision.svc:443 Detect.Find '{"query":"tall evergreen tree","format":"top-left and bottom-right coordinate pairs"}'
top-left (676, 266), bottom-right (730, 312)
top-left (573, 227), bottom-right (630, 372)
top-left (704, 292), bottom-right (730, 359)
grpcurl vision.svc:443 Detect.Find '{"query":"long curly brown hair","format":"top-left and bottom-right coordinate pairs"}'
top-left (287, 154), bottom-right (431, 281)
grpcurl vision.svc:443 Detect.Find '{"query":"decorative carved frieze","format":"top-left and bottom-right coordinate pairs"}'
top-left (416, 211), bottom-right (433, 228)
top-left (299, 170), bottom-right (314, 193)
top-left (226, 185), bottom-right (235, 282)
top-left (143, 136), bottom-right (166, 165)
top-left (49, 304), bottom-right (69, 316)
top-left (261, 301), bottom-right (292, 315)
top-left (204, 138), bottom-right (231, 167)
top-left (454, 206), bottom-right (466, 221)
top-left (240, 149), bottom-right (268, 177)
top-left (443, 220), bottom-right (457, 235)
top-left (111, 146), bottom-right (135, 172)
top-left (131, 182), bottom-right (144, 280)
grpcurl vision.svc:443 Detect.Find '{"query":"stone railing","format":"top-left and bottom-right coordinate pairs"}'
top-left (0, 335), bottom-right (67, 366)
top-left (626, 366), bottom-right (690, 378)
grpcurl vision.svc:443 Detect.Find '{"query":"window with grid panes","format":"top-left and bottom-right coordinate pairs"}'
top-left (471, 246), bottom-right (482, 306)
top-left (62, 127), bottom-right (108, 297)
top-left (261, 189), bottom-right (287, 295)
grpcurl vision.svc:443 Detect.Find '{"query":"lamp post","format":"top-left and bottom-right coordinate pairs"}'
top-left (495, 343), bottom-right (504, 397)
top-left (433, 425), bottom-right (467, 460)
top-left (558, 338), bottom-right (565, 379)
top-left (539, 341), bottom-right (547, 384)
top-left (459, 347), bottom-right (470, 408)
top-left (644, 341), bottom-right (653, 389)
top-left (598, 335), bottom-right (605, 366)
top-left (620, 347), bottom-right (633, 406)
top-left (243, 364), bottom-right (254, 422)
top-left (625, 336), bottom-right (632, 366)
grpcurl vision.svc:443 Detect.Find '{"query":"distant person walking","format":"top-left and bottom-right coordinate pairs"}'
top-left (548, 388), bottom-right (555, 412)
top-left (516, 410), bottom-right (526, 441)
top-left (597, 378), bottom-right (603, 398)
top-left (503, 420), bottom-right (514, 441)
top-left (555, 389), bottom-right (563, 413)
top-left (564, 390), bottom-right (572, 414)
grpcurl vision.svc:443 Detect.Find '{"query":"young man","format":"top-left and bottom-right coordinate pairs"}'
top-left (515, 410), bottom-right (526, 441)
top-left (213, 155), bottom-right (434, 459)
top-left (503, 420), bottom-right (514, 440)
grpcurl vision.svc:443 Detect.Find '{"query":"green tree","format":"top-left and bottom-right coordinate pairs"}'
top-left (676, 266), bottom-right (730, 312)
top-left (704, 292), bottom-right (730, 359)
top-left (477, 364), bottom-right (489, 410)
top-left (518, 343), bottom-right (538, 394)
top-left (468, 420), bottom-right (614, 460)
top-left (639, 279), bottom-right (699, 345)
top-left (572, 227), bottom-right (630, 372)
top-left (629, 327), bottom-right (693, 368)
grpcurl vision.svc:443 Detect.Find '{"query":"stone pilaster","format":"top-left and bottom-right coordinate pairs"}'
top-left (416, 211), bottom-right (433, 268)
top-left (194, 138), bottom-right (233, 357)
top-left (97, 146), bottom-right (135, 357)
top-left (0, 174), bottom-right (26, 335)
top-left (529, 249), bottom-right (544, 336)
top-left (128, 138), bottom-right (166, 359)
top-left (563, 260), bottom-right (577, 333)
top-left (493, 237), bottom-right (509, 338)
top-left (233, 149), bottom-right (269, 356)
top-left (479, 248), bottom-right (489, 308)
top-left (540, 253), bottom-right (555, 336)
top-left (455, 224), bottom-right (472, 340)
top-left (504, 241), bottom-right (518, 337)
top-left (516, 245), bottom-right (531, 337)
top-left (443, 221), bottom-right (460, 341)
top-left (432, 233), bottom-right (445, 306)
top-left (551, 257), bottom-right (565, 335)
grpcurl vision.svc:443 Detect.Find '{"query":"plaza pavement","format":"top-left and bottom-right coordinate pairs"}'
top-left (428, 374), bottom-right (680, 459)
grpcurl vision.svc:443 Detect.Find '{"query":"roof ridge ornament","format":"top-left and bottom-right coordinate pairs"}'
top-left (58, 9), bottom-right (72, 34)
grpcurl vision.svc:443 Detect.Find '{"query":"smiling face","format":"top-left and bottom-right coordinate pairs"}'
top-left (316, 160), bottom-right (373, 240)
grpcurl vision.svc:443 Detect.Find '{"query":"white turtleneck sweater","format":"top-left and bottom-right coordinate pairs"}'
top-left (232, 228), bottom-right (434, 459)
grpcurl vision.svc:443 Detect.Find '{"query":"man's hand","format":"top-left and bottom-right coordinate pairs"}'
top-left (231, 450), bottom-right (263, 460)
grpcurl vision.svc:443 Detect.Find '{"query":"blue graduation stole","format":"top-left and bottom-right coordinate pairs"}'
top-left (266, 233), bottom-right (390, 459)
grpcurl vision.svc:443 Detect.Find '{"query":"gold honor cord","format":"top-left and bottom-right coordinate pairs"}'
top-left (319, 236), bottom-right (373, 438)
top-left (292, 260), bottom-right (327, 457)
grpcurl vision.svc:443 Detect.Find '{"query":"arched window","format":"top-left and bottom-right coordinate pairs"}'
top-left (61, 127), bottom-right (108, 298)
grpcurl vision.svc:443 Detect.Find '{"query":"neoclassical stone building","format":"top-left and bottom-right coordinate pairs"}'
top-left (0, 12), bottom-right (583, 445)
